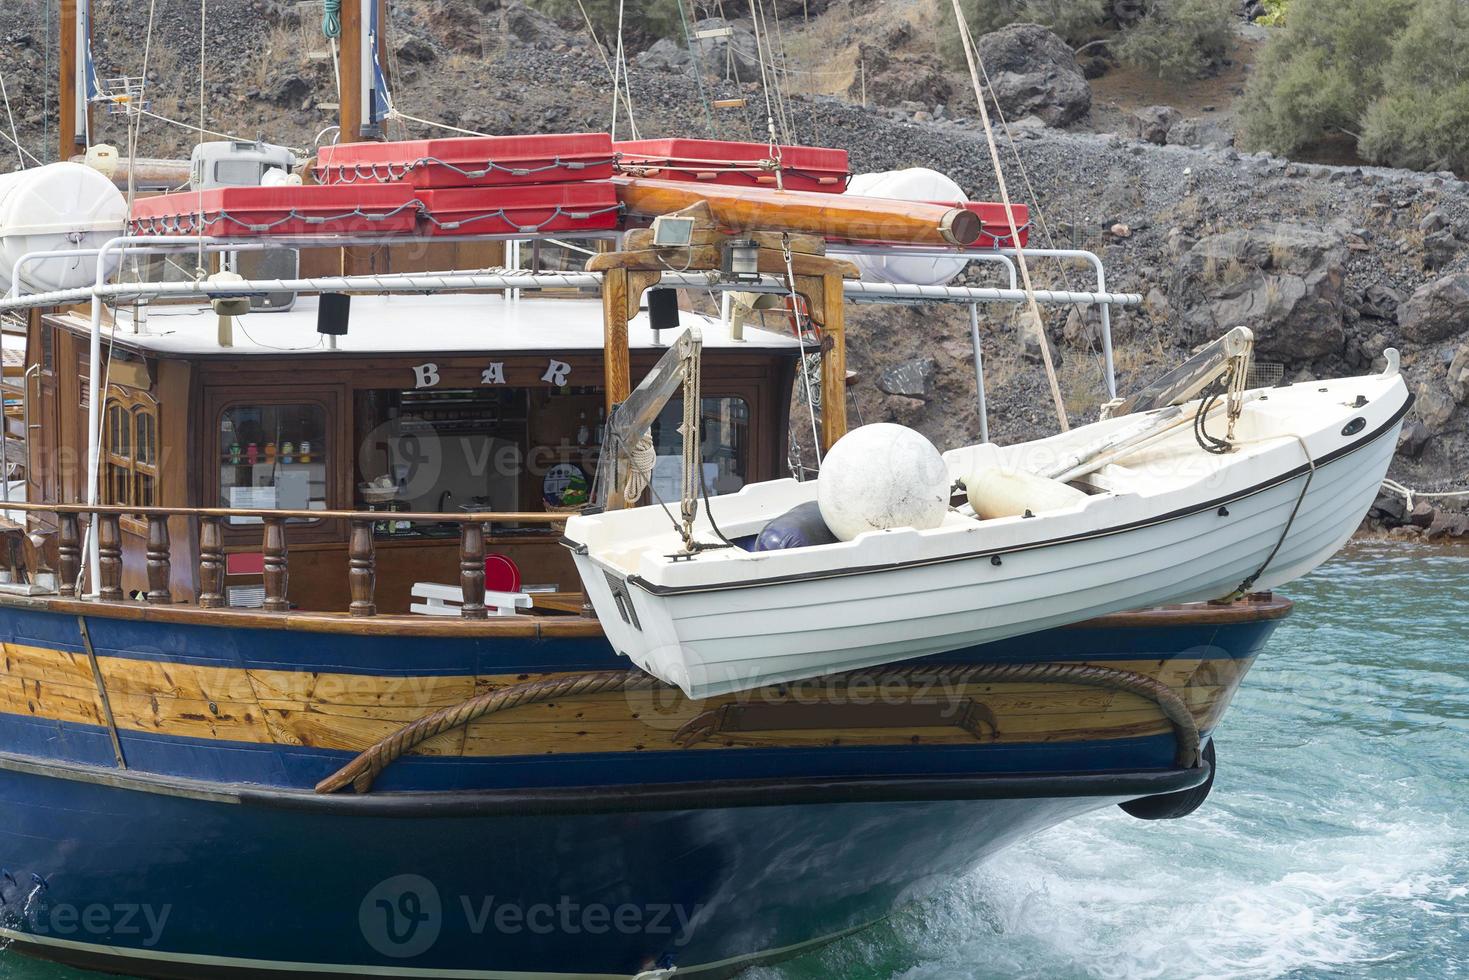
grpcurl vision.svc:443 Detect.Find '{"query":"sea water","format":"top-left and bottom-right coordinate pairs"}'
top-left (3, 544), bottom-right (1466, 980)
top-left (754, 542), bottom-right (1469, 979)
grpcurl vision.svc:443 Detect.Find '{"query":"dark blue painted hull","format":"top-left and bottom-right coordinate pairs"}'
top-left (0, 603), bottom-right (1283, 977)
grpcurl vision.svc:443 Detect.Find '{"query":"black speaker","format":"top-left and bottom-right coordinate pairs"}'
top-left (318, 293), bottom-right (351, 337)
top-left (647, 289), bottom-right (680, 336)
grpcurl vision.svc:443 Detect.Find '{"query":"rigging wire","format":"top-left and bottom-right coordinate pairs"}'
top-left (610, 0), bottom-right (628, 139)
top-left (196, 0), bottom-right (208, 275)
top-left (573, 0), bottom-right (639, 136)
top-left (948, 0), bottom-right (1070, 432)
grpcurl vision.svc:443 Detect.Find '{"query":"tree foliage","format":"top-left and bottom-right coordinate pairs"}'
top-left (1240, 0), bottom-right (1466, 174)
top-left (1114, 0), bottom-right (1234, 80)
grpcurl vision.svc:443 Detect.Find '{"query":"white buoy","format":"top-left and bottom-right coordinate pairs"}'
top-left (965, 467), bottom-right (1088, 520)
top-left (817, 423), bottom-right (951, 541)
top-left (0, 162), bottom-right (127, 295)
top-left (846, 168), bottom-right (969, 286)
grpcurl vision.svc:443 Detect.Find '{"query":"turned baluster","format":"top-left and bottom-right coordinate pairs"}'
top-left (349, 519), bottom-right (376, 617)
top-left (459, 521), bottom-right (487, 620)
top-left (57, 513), bottom-right (80, 598)
top-left (97, 513), bottom-right (123, 602)
top-left (145, 515), bottom-right (172, 604)
top-left (262, 517), bottom-right (289, 612)
top-left (197, 517), bottom-right (225, 609)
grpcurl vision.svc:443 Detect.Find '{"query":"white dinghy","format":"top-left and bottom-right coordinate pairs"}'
top-left (566, 331), bottom-right (1412, 698)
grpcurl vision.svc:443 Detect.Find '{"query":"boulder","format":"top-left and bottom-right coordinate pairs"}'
top-left (394, 33), bottom-right (437, 64)
top-left (637, 19), bottom-right (760, 78)
top-left (1409, 500), bottom-right (1437, 528)
top-left (1426, 511), bottom-right (1469, 541)
top-left (973, 24), bottom-right (1090, 127)
top-left (1422, 229), bottom-right (1464, 271)
top-left (502, 2), bottom-right (569, 49)
top-left (1369, 492), bottom-right (1406, 525)
top-left (1168, 224), bottom-right (1347, 362)
top-left (1415, 380), bottom-right (1456, 431)
top-left (1132, 105), bottom-right (1179, 145)
top-left (1166, 116), bottom-right (1234, 149)
top-left (1399, 273), bottom-right (1469, 344)
top-left (266, 72), bottom-right (312, 108)
top-left (876, 357), bottom-right (938, 400)
top-left (1397, 419), bottom-right (1431, 458)
top-left (878, 394), bottom-right (926, 427)
top-left (1448, 342), bottom-right (1469, 403)
top-left (1356, 283), bottom-right (1402, 321)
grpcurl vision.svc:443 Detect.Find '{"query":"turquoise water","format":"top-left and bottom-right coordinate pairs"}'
top-left (3, 543), bottom-right (1466, 979)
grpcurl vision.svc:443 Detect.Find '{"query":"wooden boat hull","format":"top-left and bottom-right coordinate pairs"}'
top-left (0, 598), bottom-right (1287, 978)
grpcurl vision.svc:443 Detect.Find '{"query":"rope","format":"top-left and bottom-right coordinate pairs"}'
top-left (1379, 479), bottom-right (1469, 513)
top-left (573, 0), bottom-right (639, 135)
top-left (316, 670), bottom-right (667, 793)
top-left (610, 0), bottom-right (628, 139)
top-left (1228, 434), bottom-right (1315, 600)
top-left (196, 0), bottom-right (208, 275)
top-left (316, 659), bottom-right (1203, 795)
top-left (322, 0), bottom-right (342, 39)
top-left (122, 106), bottom-right (305, 155)
top-left (949, 0), bottom-right (1069, 432)
top-left (623, 433), bottom-right (656, 500)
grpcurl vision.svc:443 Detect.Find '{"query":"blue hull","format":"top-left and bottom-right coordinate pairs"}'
top-left (0, 603), bottom-right (1283, 977)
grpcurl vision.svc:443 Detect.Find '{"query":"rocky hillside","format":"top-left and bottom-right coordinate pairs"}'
top-left (1, 0), bottom-right (1465, 534)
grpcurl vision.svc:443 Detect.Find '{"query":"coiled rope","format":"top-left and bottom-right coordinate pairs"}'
top-left (315, 660), bottom-right (1202, 794)
top-left (321, 0), bottom-right (342, 39)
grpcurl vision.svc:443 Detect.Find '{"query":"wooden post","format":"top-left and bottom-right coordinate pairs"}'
top-left (602, 268), bottom-right (632, 414)
top-left (262, 517), bottom-right (289, 612)
top-left (58, 0), bottom-right (89, 163)
top-left (339, 0), bottom-right (363, 143)
top-left (819, 270), bottom-right (848, 452)
top-left (58, 513), bottom-right (80, 598)
top-left (97, 514), bottom-right (122, 601)
top-left (145, 515), bottom-right (171, 604)
top-left (197, 517), bottom-right (225, 608)
top-left (349, 519), bottom-right (376, 617)
top-left (459, 522), bottom-right (487, 620)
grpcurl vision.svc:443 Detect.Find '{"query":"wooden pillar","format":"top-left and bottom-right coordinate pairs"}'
top-left (197, 517), bottom-right (224, 608)
top-left (349, 519), bottom-right (376, 617)
top-left (601, 267), bottom-right (662, 413)
top-left (819, 270), bottom-right (848, 452)
top-left (58, 513), bottom-right (80, 598)
top-left (97, 514), bottom-right (122, 601)
top-left (59, 0), bottom-right (89, 162)
top-left (262, 518), bottom-right (289, 612)
top-left (459, 522), bottom-right (487, 620)
top-left (339, 0), bottom-right (363, 143)
top-left (145, 515), bottom-right (171, 604)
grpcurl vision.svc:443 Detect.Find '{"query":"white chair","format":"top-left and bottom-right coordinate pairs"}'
top-left (409, 582), bottom-right (532, 617)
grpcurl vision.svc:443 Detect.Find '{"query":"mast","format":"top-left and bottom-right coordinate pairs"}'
top-left (338, 0), bottom-right (389, 142)
top-left (59, 0), bottom-right (91, 161)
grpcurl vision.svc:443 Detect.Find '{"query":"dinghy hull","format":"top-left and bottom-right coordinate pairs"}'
top-left (571, 371), bottom-right (1410, 698)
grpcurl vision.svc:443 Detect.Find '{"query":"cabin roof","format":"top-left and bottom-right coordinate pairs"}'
top-left (51, 294), bottom-right (803, 358)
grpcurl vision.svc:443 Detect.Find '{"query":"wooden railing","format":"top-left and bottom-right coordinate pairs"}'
top-left (2, 502), bottom-right (570, 619)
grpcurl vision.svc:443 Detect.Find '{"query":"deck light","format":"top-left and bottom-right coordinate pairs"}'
top-left (721, 239), bottom-right (761, 282)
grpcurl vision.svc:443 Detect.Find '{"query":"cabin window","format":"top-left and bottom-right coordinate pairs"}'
top-left (218, 402), bottom-right (328, 523)
top-left (649, 396), bottom-right (750, 497)
top-left (103, 395), bottom-right (160, 508)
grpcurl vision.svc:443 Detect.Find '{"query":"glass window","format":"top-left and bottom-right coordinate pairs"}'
top-left (649, 396), bottom-right (749, 498)
top-left (103, 395), bottom-right (159, 510)
top-left (218, 403), bottom-right (328, 524)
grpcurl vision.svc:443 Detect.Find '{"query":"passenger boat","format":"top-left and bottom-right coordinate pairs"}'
top-left (0, 2), bottom-right (1331, 977)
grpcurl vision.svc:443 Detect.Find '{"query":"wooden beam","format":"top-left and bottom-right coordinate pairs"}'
top-left (819, 271), bottom-right (848, 451)
top-left (339, 0), bottom-right (363, 143)
top-left (59, 0), bottom-right (89, 162)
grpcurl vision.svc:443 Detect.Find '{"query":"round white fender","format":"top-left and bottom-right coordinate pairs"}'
top-left (818, 423), bottom-right (951, 540)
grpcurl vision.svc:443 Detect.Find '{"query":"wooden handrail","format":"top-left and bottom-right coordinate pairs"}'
top-left (0, 500), bottom-right (569, 523)
top-left (0, 500), bottom-right (582, 619)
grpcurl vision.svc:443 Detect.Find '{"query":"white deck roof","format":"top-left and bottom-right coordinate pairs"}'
top-left (57, 294), bottom-right (803, 357)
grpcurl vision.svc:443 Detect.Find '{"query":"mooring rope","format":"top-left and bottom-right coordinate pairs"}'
top-left (316, 660), bottom-right (1202, 795)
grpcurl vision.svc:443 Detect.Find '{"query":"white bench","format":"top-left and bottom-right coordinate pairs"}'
top-left (409, 582), bottom-right (533, 617)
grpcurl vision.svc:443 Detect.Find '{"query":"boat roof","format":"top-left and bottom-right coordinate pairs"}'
top-left (49, 293), bottom-right (802, 358)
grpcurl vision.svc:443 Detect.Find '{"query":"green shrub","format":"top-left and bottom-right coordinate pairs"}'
top-left (1114, 0), bottom-right (1234, 80)
top-left (1359, 0), bottom-right (1469, 173)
